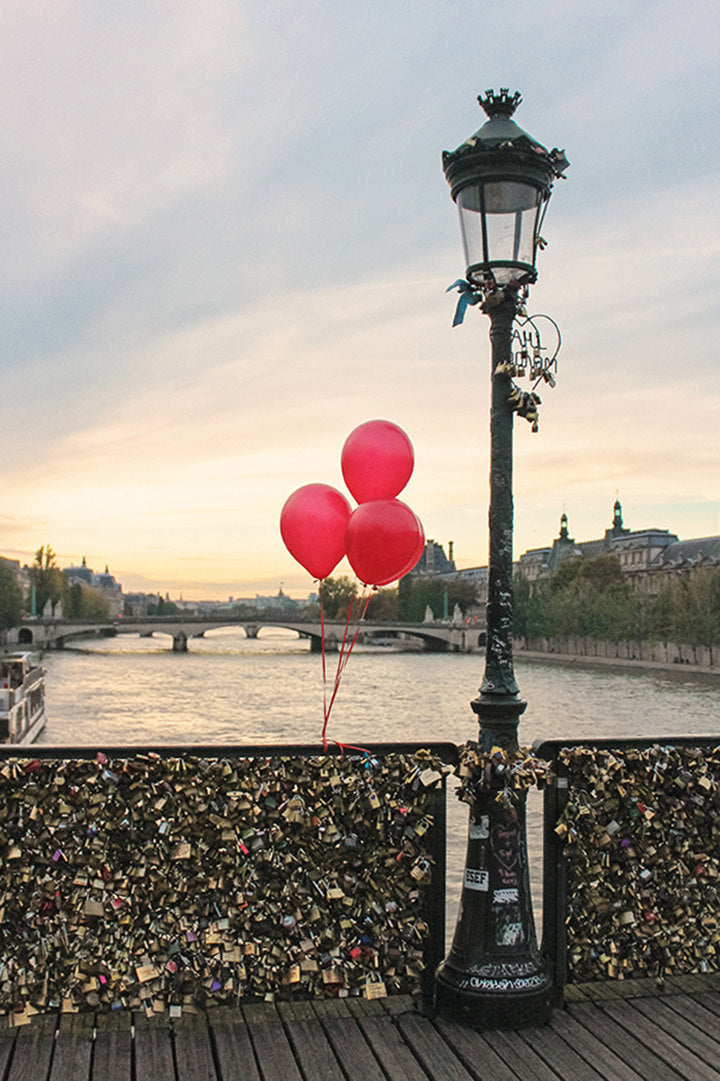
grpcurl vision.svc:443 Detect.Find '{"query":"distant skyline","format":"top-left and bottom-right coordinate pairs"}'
top-left (3, 2), bottom-right (719, 600)
top-left (18, 495), bottom-right (715, 604)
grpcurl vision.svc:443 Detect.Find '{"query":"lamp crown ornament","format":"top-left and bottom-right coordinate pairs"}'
top-left (478, 87), bottom-right (522, 117)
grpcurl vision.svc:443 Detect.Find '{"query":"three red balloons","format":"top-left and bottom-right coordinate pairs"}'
top-left (280, 420), bottom-right (425, 586)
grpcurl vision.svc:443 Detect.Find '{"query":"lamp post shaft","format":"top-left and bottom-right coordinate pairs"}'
top-left (435, 288), bottom-right (551, 1028)
top-left (477, 293), bottom-right (521, 727)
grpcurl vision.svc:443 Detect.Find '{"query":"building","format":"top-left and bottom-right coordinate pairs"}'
top-left (63, 557), bottom-right (123, 617)
top-left (408, 540), bottom-right (457, 577)
top-left (515, 502), bottom-right (720, 593)
top-left (123, 592), bottom-right (162, 618)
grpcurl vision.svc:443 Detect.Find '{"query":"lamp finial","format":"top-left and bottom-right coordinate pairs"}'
top-left (478, 88), bottom-right (522, 118)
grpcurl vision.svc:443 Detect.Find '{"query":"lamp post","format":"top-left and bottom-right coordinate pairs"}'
top-left (435, 89), bottom-right (568, 1028)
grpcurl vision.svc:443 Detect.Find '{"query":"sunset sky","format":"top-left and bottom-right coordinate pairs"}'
top-left (3, 1), bottom-right (719, 599)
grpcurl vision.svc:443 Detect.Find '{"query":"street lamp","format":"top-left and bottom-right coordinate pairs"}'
top-left (435, 89), bottom-right (568, 1028)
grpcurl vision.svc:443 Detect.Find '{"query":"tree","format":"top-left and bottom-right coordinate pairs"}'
top-left (650, 580), bottom-right (677, 645)
top-left (366, 588), bottom-right (399, 621)
top-left (0, 562), bottom-right (24, 632)
top-left (318, 577), bottom-right (358, 619)
top-left (66, 582), bottom-right (110, 619)
top-left (148, 596), bottom-right (179, 616)
top-left (395, 575), bottom-right (480, 623)
top-left (447, 578), bottom-right (481, 616)
top-left (398, 578), bottom-right (444, 622)
top-left (28, 545), bottom-right (66, 615)
top-left (675, 568), bottom-right (720, 661)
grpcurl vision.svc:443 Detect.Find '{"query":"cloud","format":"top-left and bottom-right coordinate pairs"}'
top-left (1, 0), bottom-right (718, 597)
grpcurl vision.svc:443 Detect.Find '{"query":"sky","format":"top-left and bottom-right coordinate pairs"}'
top-left (2, 1), bottom-right (719, 600)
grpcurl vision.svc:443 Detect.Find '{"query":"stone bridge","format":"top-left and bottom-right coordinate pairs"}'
top-left (8, 615), bottom-right (486, 654)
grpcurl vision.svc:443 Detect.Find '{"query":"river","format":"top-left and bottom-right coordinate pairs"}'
top-left (35, 628), bottom-right (720, 938)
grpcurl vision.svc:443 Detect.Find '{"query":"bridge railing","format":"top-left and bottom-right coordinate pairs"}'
top-left (535, 735), bottom-right (720, 999)
top-left (0, 741), bottom-right (457, 1020)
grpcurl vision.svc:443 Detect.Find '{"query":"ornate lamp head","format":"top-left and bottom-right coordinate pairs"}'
top-left (443, 89), bottom-right (569, 288)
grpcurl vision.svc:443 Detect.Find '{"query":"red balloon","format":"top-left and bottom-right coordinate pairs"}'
top-left (341, 420), bottom-right (414, 503)
top-left (280, 484), bottom-right (351, 580)
top-left (345, 499), bottom-right (425, 587)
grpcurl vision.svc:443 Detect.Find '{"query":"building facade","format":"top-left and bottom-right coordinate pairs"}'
top-left (410, 504), bottom-right (720, 604)
top-left (63, 557), bottom-right (123, 617)
top-left (515, 502), bottom-right (720, 593)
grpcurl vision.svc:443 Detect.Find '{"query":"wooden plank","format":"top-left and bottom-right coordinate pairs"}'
top-left (344, 998), bottom-right (386, 1018)
top-left (601, 999), bottom-right (719, 1081)
top-left (568, 1001), bottom-right (684, 1081)
top-left (434, 1016), bottom-right (521, 1081)
top-left (0, 1022), bottom-right (17, 1080)
top-left (693, 991), bottom-right (720, 1019)
top-left (242, 1002), bottom-right (303, 1081)
top-left (661, 992), bottom-right (720, 1030)
top-left (311, 1004), bottom-right (387, 1081)
top-left (578, 981), bottom-right (631, 1001)
top-left (206, 1006), bottom-right (260, 1081)
top-left (629, 997), bottom-right (720, 1075)
top-left (519, 1022), bottom-right (609, 1081)
top-left (312, 1000), bottom-right (353, 1020)
top-left (50, 1013), bottom-right (94, 1081)
top-left (355, 1014), bottom-right (430, 1081)
top-left (549, 1007), bottom-right (646, 1081)
top-left (381, 995), bottom-right (419, 1017)
top-left (396, 1013), bottom-right (475, 1081)
top-left (663, 975), bottom-right (709, 995)
top-left (276, 1002), bottom-right (345, 1081)
top-left (134, 1011), bottom-right (176, 1081)
top-left (7, 1012), bottom-right (57, 1081)
top-left (173, 1012), bottom-right (216, 1081)
top-left (483, 1029), bottom-right (565, 1081)
top-left (93, 1011), bottom-right (132, 1081)
top-left (276, 1002), bottom-right (315, 1022)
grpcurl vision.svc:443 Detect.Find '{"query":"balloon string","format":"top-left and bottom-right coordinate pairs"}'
top-left (331, 740), bottom-right (372, 757)
top-left (319, 589), bottom-right (328, 728)
top-left (321, 597), bottom-right (355, 750)
top-left (320, 590), bottom-right (372, 751)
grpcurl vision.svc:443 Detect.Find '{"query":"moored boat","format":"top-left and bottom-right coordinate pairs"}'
top-left (0, 652), bottom-right (46, 744)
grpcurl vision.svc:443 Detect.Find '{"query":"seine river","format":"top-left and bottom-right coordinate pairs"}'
top-left (36, 628), bottom-right (720, 938)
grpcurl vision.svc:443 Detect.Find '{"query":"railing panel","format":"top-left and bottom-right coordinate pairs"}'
top-left (0, 742), bottom-right (456, 1021)
top-left (536, 736), bottom-right (720, 997)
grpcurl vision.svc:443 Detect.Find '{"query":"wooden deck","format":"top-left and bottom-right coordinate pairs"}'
top-left (2, 979), bottom-right (719, 1081)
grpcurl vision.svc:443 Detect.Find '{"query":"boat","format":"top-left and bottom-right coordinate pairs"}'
top-left (0, 652), bottom-right (46, 744)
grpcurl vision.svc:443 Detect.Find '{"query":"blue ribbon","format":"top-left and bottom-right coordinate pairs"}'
top-left (446, 279), bottom-right (481, 326)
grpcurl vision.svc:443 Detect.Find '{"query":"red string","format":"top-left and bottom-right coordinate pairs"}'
top-left (331, 740), bottom-right (372, 757)
top-left (319, 593), bottom-right (328, 728)
top-left (319, 588), bottom-right (372, 752)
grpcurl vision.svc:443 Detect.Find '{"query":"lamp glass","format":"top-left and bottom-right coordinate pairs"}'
top-left (457, 181), bottom-right (544, 285)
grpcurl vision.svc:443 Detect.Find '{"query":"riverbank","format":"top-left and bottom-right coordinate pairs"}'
top-left (515, 637), bottom-right (718, 677)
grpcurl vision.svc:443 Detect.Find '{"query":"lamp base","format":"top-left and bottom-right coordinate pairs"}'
top-left (435, 961), bottom-right (552, 1029)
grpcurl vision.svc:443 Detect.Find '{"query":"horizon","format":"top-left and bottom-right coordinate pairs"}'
top-left (6, 497), bottom-right (717, 603)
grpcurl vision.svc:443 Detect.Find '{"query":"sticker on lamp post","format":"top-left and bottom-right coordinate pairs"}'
top-left (464, 868), bottom-right (490, 891)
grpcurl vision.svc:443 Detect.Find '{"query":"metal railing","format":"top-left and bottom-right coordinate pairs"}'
top-left (0, 741), bottom-right (458, 1010)
top-left (535, 735), bottom-right (720, 999)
